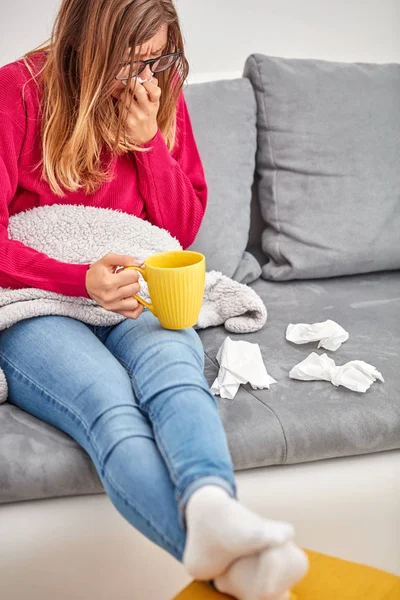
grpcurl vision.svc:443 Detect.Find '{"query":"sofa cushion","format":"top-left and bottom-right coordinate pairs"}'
top-left (243, 54), bottom-right (400, 281)
top-left (185, 79), bottom-right (261, 283)
top-left (0, 403), bottom-right (103, 504)
top-left (1, 271), bottom-right (399, 504)
top-left (199, 270), bottom-right (400, 468)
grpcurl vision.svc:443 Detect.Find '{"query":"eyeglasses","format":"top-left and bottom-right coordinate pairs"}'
top-left (115, 50), bottom-right (183, 81)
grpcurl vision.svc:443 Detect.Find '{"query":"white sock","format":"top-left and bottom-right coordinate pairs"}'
top-left (182, 485), bottom-right (295, 580)
top-left (214, 541), bottom-right (309, 600)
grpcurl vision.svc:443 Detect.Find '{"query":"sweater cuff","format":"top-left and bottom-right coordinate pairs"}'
top-left (141, 128), bottom-right (163, 148)
top-left (139, 129), bottom-right (172, 166)
top-left (60, 263), bottom-right (92, 298)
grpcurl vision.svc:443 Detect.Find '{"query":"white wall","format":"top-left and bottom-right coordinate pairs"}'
top-left (177, 0), bottom-right (400, 81)
top-left (1, 0), bottom-right (399, 81)
top-left (0, 0), bottom-right (58, 65)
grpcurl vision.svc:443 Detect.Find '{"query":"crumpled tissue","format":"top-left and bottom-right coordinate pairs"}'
top-left (286, 319), bottom-right (349, 351)
top-left (210, 336), bottom-right (277, 400)
top-left (289, 352), bottom-right (384, 393)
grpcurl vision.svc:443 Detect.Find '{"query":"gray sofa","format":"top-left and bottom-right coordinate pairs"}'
top-left (1, 54), bottom-right (399, 600)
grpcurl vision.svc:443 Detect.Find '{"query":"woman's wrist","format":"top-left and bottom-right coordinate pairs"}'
top-left (126, 124), bottom-right (158, 147)
top-left (139, 128), bottom-right (160, 147)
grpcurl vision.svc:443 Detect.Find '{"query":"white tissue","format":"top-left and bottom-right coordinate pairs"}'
top-left (289, 352), bottom-right (384, 393)
top-left (122, 77), bottom-right (147, 86)
top-left (286, 319), bottom-right (349, 351)
top-left (210, 337), bottom-right (277, 400)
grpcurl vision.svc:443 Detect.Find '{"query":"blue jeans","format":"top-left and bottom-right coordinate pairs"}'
top-left (0, 310), bottom-right (237, 562)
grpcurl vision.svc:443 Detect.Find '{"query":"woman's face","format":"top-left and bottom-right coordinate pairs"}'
top-left (112, 24), bottom-right (169, 95)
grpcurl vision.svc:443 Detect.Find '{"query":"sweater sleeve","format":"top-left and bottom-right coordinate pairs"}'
top-left (134, 92), bottom-right (208, 249)
top-left (0, 65), bottom-right (91, 298)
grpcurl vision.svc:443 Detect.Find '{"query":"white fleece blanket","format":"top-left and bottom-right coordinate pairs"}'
top-left (0, 205), bottom-right (267, 403)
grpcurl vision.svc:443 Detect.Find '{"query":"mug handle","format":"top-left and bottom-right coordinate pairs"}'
top-left (125, 266), bottom-right (156, 315)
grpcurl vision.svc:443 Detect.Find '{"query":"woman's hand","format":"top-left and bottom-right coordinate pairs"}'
top-left (86, 253), bottom-right (145, 320)
top-left (115, 77), bottom-right (162, 145)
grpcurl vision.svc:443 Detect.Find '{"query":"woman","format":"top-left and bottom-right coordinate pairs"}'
top-left (0, 1), bottom-right (307, 598)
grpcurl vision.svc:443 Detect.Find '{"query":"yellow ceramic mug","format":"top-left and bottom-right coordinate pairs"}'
top-left (125, 250), bottom-right (206, 330)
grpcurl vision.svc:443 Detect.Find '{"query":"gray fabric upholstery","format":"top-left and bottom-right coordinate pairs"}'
top-left (0, 403), bottom-right (103, 504)
top-left (232, 250), bottom-right (262, 285)
top-left (185, 79), bottom-right (260, 283)
top-left (200, 271), bottom-right (400, 468)
top-left (1, 270), bottom-right (399, 503)
top-left (243, 54), bottom-right (400, 281)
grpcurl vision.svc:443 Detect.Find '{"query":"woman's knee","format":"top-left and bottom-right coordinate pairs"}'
top-left (181, 327), bottom-right (205, 364)
top-left (125, 321), bottom-right (205, 370)
top-left (154, 327), bottom-right (205, 373)
top-left (90, 401), bottom-right (153, 472)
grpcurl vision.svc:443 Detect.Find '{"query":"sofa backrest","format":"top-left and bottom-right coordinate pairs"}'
top-left (187, 53), bottom-right (400, 283)
top-left (244, 53), bottom-right (400, 281)
top-left (185, 78), bottom-right (263, 283)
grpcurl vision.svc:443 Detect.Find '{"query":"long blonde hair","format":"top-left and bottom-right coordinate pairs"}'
top-left (21, 0), bottom-right (189, 196)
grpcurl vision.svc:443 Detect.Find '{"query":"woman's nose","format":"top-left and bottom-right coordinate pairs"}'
top-left (141, 65), bottom-right (154, 80)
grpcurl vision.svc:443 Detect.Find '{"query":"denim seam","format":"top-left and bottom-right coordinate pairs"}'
top-left (112, 356), bottom-right (228, 532)
top-left (119, 359), bottom-right (221, 491)
top-left (0, 353), bottom-right (183, 557)
top-left (146, 409), bottom-right (180, 484)
top-left (117, 356), bottom-right (181, 483)
top-left (140, 392), bottom-right (232, 502)
top-left (114, 355), bottom-right (141, 396)
top-left (108, 354), bottom-right (204, 484)
top-left (203, 349), bottom-right (288, 463)
top-left (101, 465), bottom-right (183, 558)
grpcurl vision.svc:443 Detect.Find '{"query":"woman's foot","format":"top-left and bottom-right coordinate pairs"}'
top-left (214, 541), bottom-right (309, 600)
top-left (182, 485), bottom-right (295, 580)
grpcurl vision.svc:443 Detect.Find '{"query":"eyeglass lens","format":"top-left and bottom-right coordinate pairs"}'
top-left (116, 53), bottom-right (180, 81)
